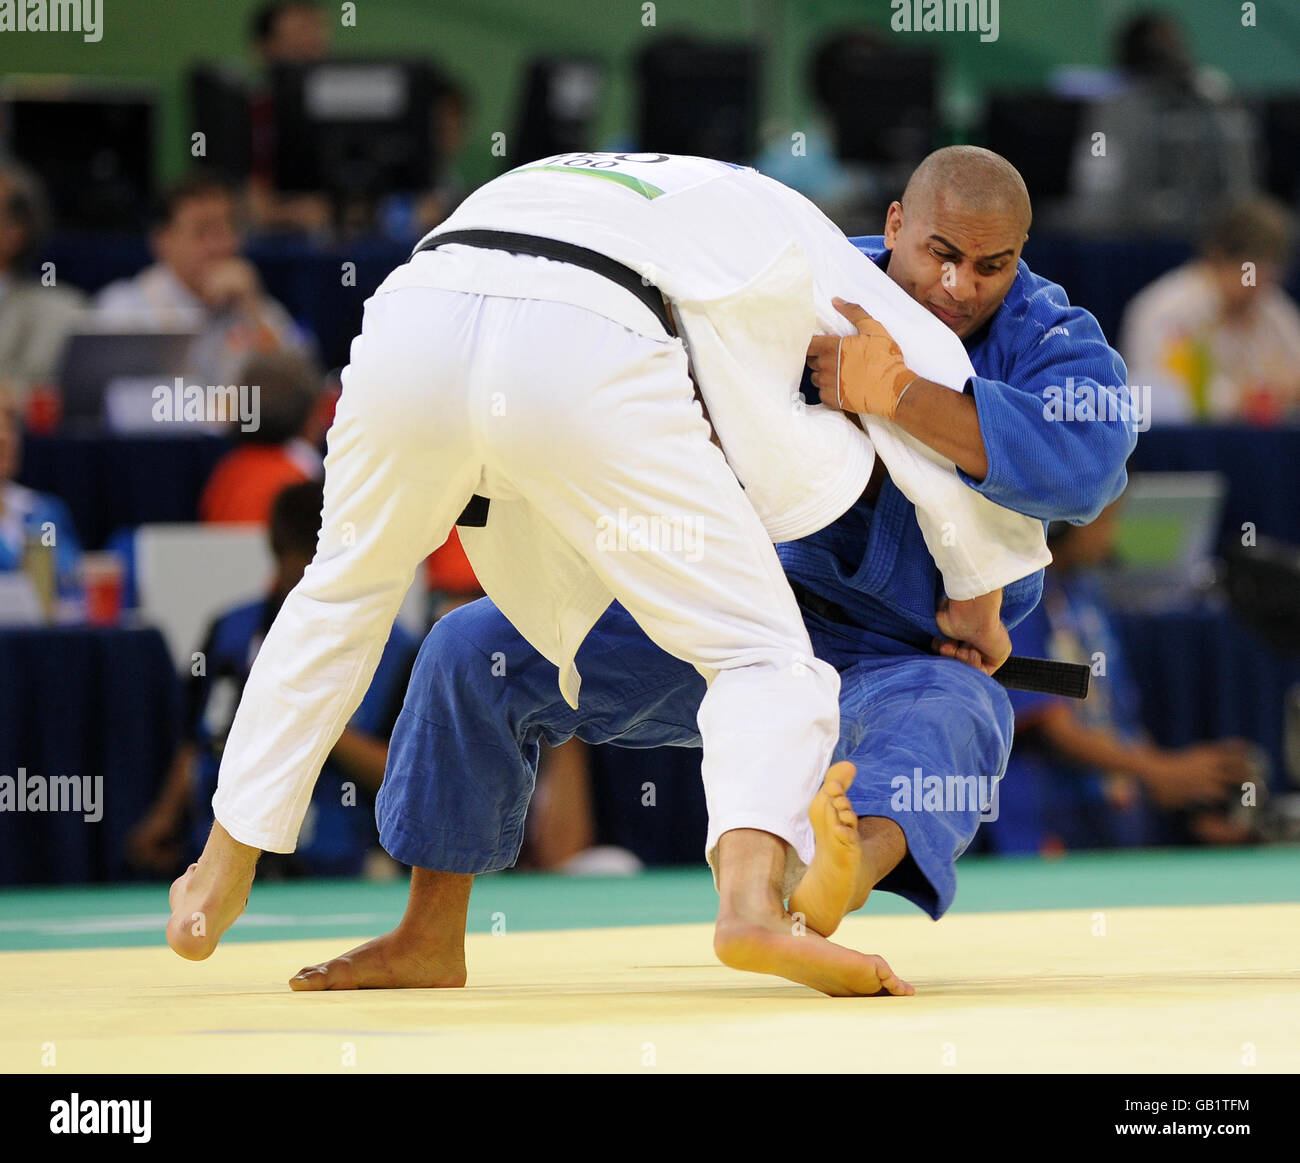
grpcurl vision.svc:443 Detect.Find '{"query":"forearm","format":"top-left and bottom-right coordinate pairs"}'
top-left (1039, 711), bottom-right (1163, 780)
top-left (892, 377), bottom-right (989, 481)
top-left (149, 742), bottom-right (197, 819)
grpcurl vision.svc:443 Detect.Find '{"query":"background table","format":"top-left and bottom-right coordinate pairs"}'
top-left (0, 626), bottom-right (179, 885)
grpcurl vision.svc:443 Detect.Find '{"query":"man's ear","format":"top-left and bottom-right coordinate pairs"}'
top-left (883, 201), bottom-right (904, 248)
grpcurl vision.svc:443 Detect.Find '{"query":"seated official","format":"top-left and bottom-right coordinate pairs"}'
top-left (94, 171), bottom-right (310, 387)
top-left (1120, 197), bottom-right (1300, 425)
top-left (1060, 10), bottom-right (1258, 236)
top-left (983, 503), bottom-right (1255, 853)
top-left (128, 481), bottom-right (417, 877)
top-left (0, 162), bottom-right (86, 402)
top-left (0, 383), bottom-right (81, 603)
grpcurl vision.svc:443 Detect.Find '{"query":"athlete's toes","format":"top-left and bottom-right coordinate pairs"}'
top-left (290, 959), bottom-right (351, 991)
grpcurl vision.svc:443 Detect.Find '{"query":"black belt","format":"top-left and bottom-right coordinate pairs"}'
top-left (412, 228), bottom-right (676, 526)
top-left (788, 582), bottom-right (1091, 699)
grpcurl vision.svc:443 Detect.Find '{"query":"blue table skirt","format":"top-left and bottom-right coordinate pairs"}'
top-left (0, 626), bottom-right (179, 885)
top-left (18, 433), bottom-right (230, 551)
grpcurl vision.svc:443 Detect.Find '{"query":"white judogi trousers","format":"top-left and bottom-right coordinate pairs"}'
top-left (212, 281), bottom-right (840, 891)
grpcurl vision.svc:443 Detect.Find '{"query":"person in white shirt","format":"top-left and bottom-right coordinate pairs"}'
top-left (94, 172), bottom-right (307, 388)
top-left (1120, 196), bottom-right (1300, 424)
top-left (166, 153), bottom-right (1046, 996)
top-left (0, 162), bottom-right (85, 401)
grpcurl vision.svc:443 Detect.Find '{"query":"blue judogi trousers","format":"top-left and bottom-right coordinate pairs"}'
top-left (378, 597), bottom-right (1014, 919)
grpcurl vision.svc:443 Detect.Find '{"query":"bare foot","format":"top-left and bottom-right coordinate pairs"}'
top-left (788, 760), bottom-right (861, 938)
top-left (290, 867), bottom-right (473, 991)
top-left (165, 823), bottom-right (259, 960)
top-left (290, 928), bottom-right (467, 991)
top-left (714, 914), bottom-right (913, 998)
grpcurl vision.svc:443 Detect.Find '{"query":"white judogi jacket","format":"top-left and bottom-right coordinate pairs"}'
top-left (396, 154), bottom-right (1048, 702)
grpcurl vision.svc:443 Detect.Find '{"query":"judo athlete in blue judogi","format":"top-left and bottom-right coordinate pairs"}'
top-left (291, 146), bottom-right (1137, 991)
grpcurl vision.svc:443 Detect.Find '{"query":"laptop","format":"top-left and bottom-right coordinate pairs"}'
top-left (57, 330), bottom-right (198, 429)
top-left (1101, 471), bottom-right (1228, 611)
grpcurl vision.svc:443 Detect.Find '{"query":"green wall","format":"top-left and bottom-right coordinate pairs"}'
top-left (3, 0), bottom-right (1298, 188)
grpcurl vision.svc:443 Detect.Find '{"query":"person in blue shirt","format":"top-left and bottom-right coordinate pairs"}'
top-left (290, 146), bottom-right (1137, 992)
top-left (128, 480), bottom-right (418, 877)
top-left (0, 383), bottom-right (82, 607)
top-left (981, 503), bottom-right (1253, 855)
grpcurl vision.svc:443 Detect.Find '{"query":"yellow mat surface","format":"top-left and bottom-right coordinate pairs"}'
top-left (3, 902), bottom-right (1295, 1073)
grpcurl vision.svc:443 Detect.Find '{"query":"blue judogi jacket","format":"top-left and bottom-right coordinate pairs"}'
top-left (779, 236), bottom-right (1136, 650)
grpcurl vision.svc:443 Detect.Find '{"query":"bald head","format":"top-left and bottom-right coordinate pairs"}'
top-left (882, 147), bottom-right (1032, 339)
top-left (902, 145), bottom-right (1032, 235)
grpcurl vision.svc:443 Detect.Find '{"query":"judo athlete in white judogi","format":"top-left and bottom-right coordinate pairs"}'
top-left (166, 153), bottom-right (1048, 996)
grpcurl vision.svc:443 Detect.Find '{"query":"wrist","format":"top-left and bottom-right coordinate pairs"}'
top-left (887, 373), bottom-right (919, 420)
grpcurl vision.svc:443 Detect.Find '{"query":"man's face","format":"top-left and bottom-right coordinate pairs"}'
top-left (882, 193), bottom-right (1027, 339)
top-left (153, 193), bottom-right (240, 297)
top-left (261, 5), bottom-right (330, 64)
top-left (1208, 256), bottom-right (1276, 319)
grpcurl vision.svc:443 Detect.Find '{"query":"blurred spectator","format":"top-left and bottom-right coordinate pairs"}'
top-left (0, 382), bottom-right (81, 601)
top-left (984, 503), bottom-right (1256, 854)
top-left (246, 0), bottom-right (335, 234)
top-left (93, 171), bottom-right (309, 387)
top-left (198, 350), bottom-right (325, 524)
top-left (128, 479), bottom-right (418, 877)
top-left (0, 161), bottom-right (85, 402)
top-left (1120, 197), bottom-right (1300, 424)
top-left (1061, 9), bottom-right (1258, 235)
top-left (413, 76), bottom-right (472, 235)
top-left (251, 0), bottom-right (328, 63)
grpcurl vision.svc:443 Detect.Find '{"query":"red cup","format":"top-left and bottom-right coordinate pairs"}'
top-left (24, 384), bottom-right (62, 435)
top-left (82, 553), bottom-right (124, 627)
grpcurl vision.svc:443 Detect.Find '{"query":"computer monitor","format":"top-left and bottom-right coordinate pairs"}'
top-left (635, 39), bottom-right (759, 163)
top-left (189, 65), bottom-right (253, 182)
top-left (1, 81), bottom-right (155, 230)
top-left (1261, 95), bottom-right (1300, 208)
top-left (512, 57), bottom-right (604, 165)
top-left (983, 93), bottom-right (1084, 202)
top-left (269, 59), bottom-right (440, 199)
top-left (814, 40), bottom-right (938, 169)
